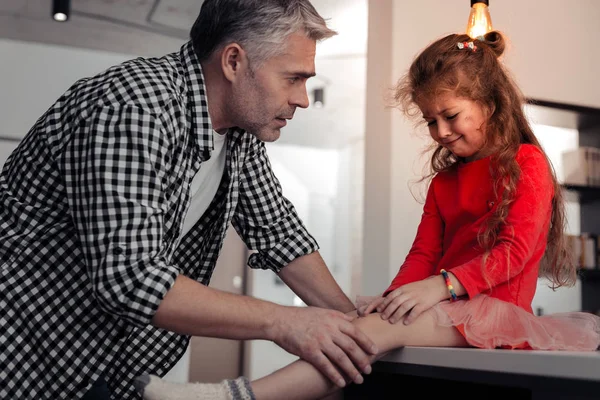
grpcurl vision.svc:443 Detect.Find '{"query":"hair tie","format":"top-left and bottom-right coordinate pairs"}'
top-left (457, 41), bottom-right (477, 52)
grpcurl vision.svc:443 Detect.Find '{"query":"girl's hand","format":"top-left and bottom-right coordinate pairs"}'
top-left (356, 295), bottom-right (386, 317)
top-left (374, 275), bottom-right (448, 325)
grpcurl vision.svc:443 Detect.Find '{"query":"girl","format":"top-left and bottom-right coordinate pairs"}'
top-left (135, 30), bottom-right (600, 400)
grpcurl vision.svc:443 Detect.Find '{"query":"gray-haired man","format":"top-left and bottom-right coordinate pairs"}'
top-left (0, 0), bottom-right (376, 399)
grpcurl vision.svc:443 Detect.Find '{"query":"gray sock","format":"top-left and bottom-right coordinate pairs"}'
top-left (223, 376), bottom-right (256, 400)
top-left (134, 373), bottom-right (256, 400)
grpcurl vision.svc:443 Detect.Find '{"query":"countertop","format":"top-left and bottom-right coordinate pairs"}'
top-left (378, 346), bottom-right (600, 381)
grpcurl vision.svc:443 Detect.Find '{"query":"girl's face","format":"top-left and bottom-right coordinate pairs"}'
top-left (418, 92), bottom-right (488, 162)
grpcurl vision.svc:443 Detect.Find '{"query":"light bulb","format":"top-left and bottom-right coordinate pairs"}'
top-left (53, 12), bottom-right (67, 22)
top-left (466, 0), bottom-right (492, 39)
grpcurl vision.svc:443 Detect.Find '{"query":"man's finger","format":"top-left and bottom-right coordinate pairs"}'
top-left (313, 352), bottom-right (347, 388)
top-left (334, 330), bottom-right (373, 376)
top-left (324, 342), bottom-right (363, 385)
top-left (340, 321), bottom-right (378, 356)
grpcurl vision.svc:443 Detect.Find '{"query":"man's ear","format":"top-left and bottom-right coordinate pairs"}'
top-left (221, 43), bottom-right (246, 83)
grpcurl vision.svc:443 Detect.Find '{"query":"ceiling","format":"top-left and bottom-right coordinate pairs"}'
top-left (0, 0), bottom-right (367, 58)
top-left (0, 0), bottom-right (368, 149)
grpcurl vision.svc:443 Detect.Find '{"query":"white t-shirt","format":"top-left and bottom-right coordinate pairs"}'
top-left (180, 130), bottom-right (227, 237)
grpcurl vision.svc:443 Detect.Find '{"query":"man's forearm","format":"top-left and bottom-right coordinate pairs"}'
top-left (277, 251), bottom-right (355, 313)
top-left (152, 274), bottom-right (282, 340)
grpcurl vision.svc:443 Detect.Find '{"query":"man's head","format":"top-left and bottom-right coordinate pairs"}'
top-left (191, 0), bottom-right (337, 141)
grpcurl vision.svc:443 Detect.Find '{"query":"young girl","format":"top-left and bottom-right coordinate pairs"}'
top-left (135, 30), bottom-right (600, 400)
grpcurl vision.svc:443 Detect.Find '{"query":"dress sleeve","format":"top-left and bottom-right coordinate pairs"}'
top-left (384, 179), bottom-right (444, 295)
top-left (450, 146), bottom-right (554, 298)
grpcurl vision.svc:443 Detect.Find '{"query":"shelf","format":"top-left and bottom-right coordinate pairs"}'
top-left (577, 268), bottom-right (600, 281)
top-left (561, 184), bottom-right (600, 203)
top-left (526, 98), bottom-right (600, 131)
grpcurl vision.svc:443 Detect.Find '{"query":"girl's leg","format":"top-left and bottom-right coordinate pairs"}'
top-left (250, 309), bottom-right (468, 400)
top-left (137, 309), bottom-right (468, 400)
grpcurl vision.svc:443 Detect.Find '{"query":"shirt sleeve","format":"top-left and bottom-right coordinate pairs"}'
top-left (232, 139), bottom-right (319, 273)
top-left (61, 103), bottom-right (179, 327)
top-left (384, 179), bottom-right (444, 295)
top-left (450, 147), bottom-right (554, 299)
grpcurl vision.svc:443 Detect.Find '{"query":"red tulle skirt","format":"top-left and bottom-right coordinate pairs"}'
top-left (431, 295), bottom-right (600, 351)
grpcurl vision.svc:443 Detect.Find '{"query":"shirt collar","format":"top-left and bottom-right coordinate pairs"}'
top-left (180, 40), bottom-right (214, 162)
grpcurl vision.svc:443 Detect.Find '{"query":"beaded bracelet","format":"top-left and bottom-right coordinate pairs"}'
top-left (440, 269), bottom-right (458, 301)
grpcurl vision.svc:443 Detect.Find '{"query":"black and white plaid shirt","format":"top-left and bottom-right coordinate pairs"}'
top-left (0, 41), bottom-right (318, 400)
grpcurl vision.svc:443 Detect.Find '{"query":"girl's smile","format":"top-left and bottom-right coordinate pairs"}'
top-left (418, 93), bottom-right (488, 162)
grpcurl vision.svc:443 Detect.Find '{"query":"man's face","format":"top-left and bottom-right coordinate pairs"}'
top-left (231, 33), bottom-right (316, 142)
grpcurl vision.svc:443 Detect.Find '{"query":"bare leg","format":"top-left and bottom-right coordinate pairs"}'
top-left (250, 309), bottom-right (468, 400)
top-left (136, 309), bottom-right (468, 400)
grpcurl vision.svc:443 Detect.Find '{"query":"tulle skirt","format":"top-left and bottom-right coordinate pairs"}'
top-left (357, 294), bottom-right (600, 351)
top-left (431, 295), bottom-right (600, 351)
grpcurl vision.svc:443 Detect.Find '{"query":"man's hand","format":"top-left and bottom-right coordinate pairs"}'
top-left (359, 275), bottom-right (448, 325)
top-left (268, 306), bottom-right (378, 387)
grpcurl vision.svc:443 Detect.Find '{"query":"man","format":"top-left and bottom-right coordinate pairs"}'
top-left (0, 0), bottom-right (377, 399)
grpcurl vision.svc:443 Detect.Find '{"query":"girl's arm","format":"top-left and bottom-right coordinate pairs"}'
top-left (450, 146), bottom-right (554, 299)
top-left (384, 179), bottom-right (445, 295)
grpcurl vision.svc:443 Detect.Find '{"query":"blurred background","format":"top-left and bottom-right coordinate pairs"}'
top-left (1, 0), bottom-right (599, 384)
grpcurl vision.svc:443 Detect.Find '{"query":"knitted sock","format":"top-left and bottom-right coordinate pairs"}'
top-left (134, 373), bottom-right (256, 400)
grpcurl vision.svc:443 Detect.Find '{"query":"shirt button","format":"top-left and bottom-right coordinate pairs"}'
top-left (113, 247), bottom-right (124, 255)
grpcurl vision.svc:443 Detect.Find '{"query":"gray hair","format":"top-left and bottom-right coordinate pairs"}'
top-left (190, 0), bottom-right (337, 66)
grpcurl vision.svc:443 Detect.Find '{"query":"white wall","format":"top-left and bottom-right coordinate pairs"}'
top-left (364, 0), bottom-right (600, 296)
top-left (335, 139), bottom-right (365, 300)
top-left (0, 139), bottom-right (19, 167)
top-left (0, 38), bottom-right (140, 138)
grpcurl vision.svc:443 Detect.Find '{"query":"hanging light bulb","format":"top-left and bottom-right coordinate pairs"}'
top-left (466, 0), bottom-right (492, 39)
top-left (52, 0), bottom-right (70, 22)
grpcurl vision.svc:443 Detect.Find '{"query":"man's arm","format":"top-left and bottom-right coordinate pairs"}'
top-left (278, 251), bottom-right (355, 313)
top-left (152, 274), bottom-right (277, 339)
top-left (152, 274), bottom-right (377, 387)
top-left (233, 139), bottom-right (352, 312)
top-left (229, 138), bottom-right (376, 385)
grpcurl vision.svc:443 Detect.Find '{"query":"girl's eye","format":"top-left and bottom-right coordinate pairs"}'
top-left (446, 113), bottom-right (458, 120)
top-left (426, 120), bottom-right (436, 127)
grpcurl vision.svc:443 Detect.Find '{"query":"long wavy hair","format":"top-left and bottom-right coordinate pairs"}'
top-left (393, 31), bottom-right (575, 289)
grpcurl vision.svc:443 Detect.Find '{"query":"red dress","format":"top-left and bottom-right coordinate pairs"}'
top-left (383, 144), bottom-right (600, 350)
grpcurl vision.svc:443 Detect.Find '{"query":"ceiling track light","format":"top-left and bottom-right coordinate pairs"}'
top-left (312, 88), bottom-right (325, 108)
top-left (52, 0), bottom-right (71, 22)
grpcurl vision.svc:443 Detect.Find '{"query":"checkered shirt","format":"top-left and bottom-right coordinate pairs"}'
top-left (0, 40), bottom-right (318, 400)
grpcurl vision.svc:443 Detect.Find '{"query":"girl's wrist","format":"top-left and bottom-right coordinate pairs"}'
top-left (438, 274), bottom-right (451, 301)
top-left (440, 269), bottom-right (459, 301)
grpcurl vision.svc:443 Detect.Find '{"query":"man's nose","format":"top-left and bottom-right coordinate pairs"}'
top-left (291, 86), bottom-right (310, 109)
